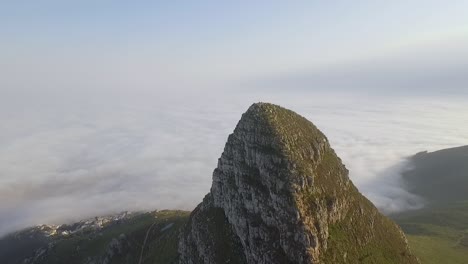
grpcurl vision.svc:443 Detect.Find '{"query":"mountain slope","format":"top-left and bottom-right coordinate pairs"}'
top-left (0, 210), bottom-right (189, 264)
top-left (394, 146), bottom-right (468, 264)
top-left (396, 203), bottom-right (468, 264)
top-left (402, 146), bottom-right (468, 205)
top-left (179, 102), bottom-right (418, 264)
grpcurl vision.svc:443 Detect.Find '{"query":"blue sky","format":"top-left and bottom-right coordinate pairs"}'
top-left (2, 1), bottom-right (467, 94)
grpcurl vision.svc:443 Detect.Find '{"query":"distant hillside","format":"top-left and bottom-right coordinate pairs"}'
top-left (402, 145), bottom-right (468, 205)
top-left (394, 145), bottom-right (468, 264)
top-left (0, 210), bottom-right (189, 264)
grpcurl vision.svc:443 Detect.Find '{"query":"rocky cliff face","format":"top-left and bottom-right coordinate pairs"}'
top-left (179, 103), bottom-right (419, 264)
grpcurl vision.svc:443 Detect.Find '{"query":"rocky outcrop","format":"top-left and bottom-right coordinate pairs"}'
top-left (179, 103), bottom-right (419, 264)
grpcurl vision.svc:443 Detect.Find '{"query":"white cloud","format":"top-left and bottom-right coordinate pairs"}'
top-left (0, 90), bottom-right (467, 236)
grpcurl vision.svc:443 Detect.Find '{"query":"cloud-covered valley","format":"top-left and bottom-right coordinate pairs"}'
top-left (0, 91), bottom-right (467, 236)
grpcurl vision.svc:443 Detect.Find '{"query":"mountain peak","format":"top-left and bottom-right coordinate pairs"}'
top-left (240, 102), bottom-right (327, 147)
top-left (179, 103), bottom-right (418, 264)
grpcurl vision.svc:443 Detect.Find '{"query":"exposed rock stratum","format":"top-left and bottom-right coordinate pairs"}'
top-left (179, 103), bottom-right (418, 264)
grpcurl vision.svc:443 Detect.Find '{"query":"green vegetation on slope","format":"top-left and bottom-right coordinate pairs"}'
top-left (394, 146), bottom-right (468, 264)
top-left (395, 203), bottom-right (468, 264)
top-left (402, 146), bottom-right (468, 205)
top-left (0, 210), bottom-right (190, 264)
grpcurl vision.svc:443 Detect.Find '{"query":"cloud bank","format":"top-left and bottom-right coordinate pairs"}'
top-left (1, 90), bottom-right (467, 236)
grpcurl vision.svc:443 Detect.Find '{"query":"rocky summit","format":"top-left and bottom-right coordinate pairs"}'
top-left (179, 103), bottom-right (419, 264)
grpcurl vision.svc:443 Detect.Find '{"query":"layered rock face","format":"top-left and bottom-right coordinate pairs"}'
top-left (179, 103), bottom-right (418, 264)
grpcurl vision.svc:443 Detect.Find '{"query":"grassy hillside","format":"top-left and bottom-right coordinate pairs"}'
top-left (402, 146), bottom-right (468, 205)
top-left (393, 146), bottom-right (468, 264)
top-left (394, 202), bottom-right (468, 264)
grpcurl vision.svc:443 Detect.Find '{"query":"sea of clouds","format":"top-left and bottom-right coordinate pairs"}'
top-left (1, 89), bottom-right (467, 236)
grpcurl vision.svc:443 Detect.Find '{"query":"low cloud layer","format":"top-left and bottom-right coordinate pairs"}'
top-left (1, 91), bottom-right (467, 236)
